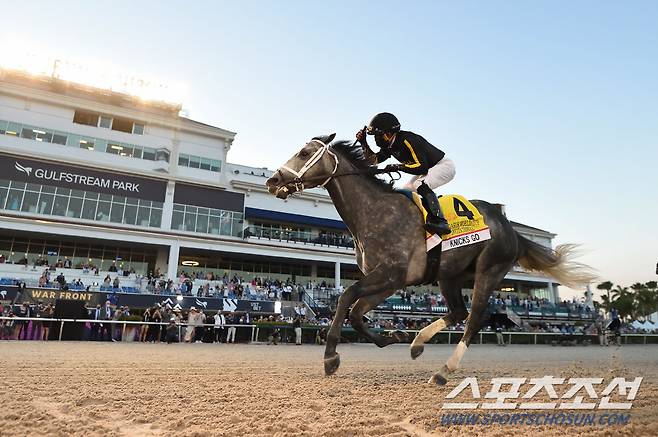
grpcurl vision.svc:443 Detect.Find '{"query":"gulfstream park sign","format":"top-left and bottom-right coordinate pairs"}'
top-left (1, 152), bottom-right (167, 201)
top-left (15, 162), bottom-right (140, 193)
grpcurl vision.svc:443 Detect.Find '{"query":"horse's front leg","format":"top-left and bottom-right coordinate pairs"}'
top-left (324, 265), bottom-right (406, 376)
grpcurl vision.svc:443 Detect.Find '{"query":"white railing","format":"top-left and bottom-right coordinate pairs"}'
top-left (2, 317), bottom-right (657, 345)
top-left (383, 329), bottom-right (658, 345)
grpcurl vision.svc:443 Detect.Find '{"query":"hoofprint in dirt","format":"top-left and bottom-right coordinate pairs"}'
top-left (1, 342), bottom-right (656, 436)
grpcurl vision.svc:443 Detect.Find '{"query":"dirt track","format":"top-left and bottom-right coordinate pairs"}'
top-left (1, 341), bottom-right (656, 436)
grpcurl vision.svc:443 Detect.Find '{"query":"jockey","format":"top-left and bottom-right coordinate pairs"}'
top-left (356, 112), bottom-right (455, 236)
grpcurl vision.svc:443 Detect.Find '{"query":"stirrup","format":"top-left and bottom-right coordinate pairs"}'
top-left (425, 220), bottom-right (450, 236)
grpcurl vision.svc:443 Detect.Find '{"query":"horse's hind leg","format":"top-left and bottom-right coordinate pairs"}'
top-left (409, 276), bottom-right (468, 359)
top-left (428, 264), bottom-right (510, 385)
top-left (349, 291), bottom-right (405, 348)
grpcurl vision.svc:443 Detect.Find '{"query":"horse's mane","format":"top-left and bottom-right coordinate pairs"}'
top-left (329, 140), bottom-right (394, 192)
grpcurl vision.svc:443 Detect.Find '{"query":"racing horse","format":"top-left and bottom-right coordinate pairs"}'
top-left (265, 134), bottom-right (595, 385)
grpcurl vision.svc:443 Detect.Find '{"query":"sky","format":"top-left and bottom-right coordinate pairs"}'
top-left (1, 1), bottom-right (657, 299)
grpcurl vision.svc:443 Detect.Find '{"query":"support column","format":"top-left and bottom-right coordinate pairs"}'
top-left (161, 181), bottom-right (176, 231)
top-left (548, 282), bottom-right (558, 304)
top-left (155, 247), bottom-right (168, 276)
top-left (310, 262), bottom-right (318, 280)
top-left (334, 261), bottom-right (341, 289)
top-left (167, 241), bottom-right (180, 280)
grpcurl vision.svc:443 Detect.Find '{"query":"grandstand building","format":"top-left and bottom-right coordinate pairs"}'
top-left (0, 64), bottom-right (561, 311)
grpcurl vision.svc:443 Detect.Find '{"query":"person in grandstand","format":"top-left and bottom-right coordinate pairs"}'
top-left (226, 312), bottom-right (237, 343)
top-left (184, 307), bottom-right (199, 343)
top-left (213, 311), bottom-right (226, 343)
top-left (293, 316), bottom-right (302, 345)
top-left (268, 328), bottom-right (281, 345)
top-left (495, 324), bottom-right (506, 346)
top-left (166, 317), bottom-right (179, 343)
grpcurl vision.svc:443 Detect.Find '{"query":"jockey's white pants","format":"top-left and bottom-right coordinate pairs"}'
top-left (403, 158), bottom-right (456, 191)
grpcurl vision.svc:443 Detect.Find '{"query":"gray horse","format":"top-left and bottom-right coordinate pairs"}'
top-left (266, 134), bottom-right (595, 385)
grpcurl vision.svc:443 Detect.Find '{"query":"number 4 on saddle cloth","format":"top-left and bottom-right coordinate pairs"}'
top-left (398, 190), bottom-right (492, 284)
top-left (398, 191), bottom-right (491, 250)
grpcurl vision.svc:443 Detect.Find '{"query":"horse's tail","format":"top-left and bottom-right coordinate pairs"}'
top-left (515, 233), bottom-right (597, 288)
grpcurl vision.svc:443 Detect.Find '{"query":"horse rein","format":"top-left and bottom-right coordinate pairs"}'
top-left (276, 139), bottom-right (400, 197)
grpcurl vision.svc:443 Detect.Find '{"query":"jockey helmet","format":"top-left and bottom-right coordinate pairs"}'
top-left (366, 112), bottom-right (400, 135)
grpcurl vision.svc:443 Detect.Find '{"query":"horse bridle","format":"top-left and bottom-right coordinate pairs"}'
top-left (275, 139), bottom-right (400, 197)
top-left (277, 139), bottom-right (339, 195)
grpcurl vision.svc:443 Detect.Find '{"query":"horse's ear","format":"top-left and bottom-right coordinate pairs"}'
top-left (312, 133), bottom-right (336, 145)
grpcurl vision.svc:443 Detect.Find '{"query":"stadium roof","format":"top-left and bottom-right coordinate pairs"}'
top-left (510, 221), bottom-right (555, 237)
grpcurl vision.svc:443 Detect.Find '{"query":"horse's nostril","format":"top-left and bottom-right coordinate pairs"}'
top-left (268, 176), bottom-right (279, 185)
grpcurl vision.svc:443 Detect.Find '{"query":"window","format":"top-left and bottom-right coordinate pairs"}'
top-left (6, 189), bottom-right (23, 210)
top-left (99, 116), bottom-right (112, 129)
top-left (149, 208), bottom-right (162, 227)
top-left (73, 110), bottom-right (99, 127)
top-left (209, 215), bottom-right (220, 234)
top-left (5, 122), bottom-right (20, 136)
top-left (123, 204), bottom-right (137, 225)
top-left (199, 158), bottom-right (211, 171)
top-left (131, 147), bottom-right (143, 159)
top-left (136, 206), bottom-right (151, 226)
top-left (0, 187), bottom-right (8, 209)
top-left (0, 179), bottom-right (162, 228)
top-left (52, 132), bottom-right (67, 145)
top-left (52, 195), bottom-right (68, 216)
top-left (171, 209), bottom-right (184, 230)
top-left (142, 148), bottom-right (156, 161)
top-left (67, 197), bottom-right (83, 218)
top-left (178, 153), bottom-right (220, 172)
top-left (110, 201), bottom-right (125, 223)
top-left (111, 117), bottom-right (133, 133)
top-left (132, 123), bottom-right (144, 135)
top-left (21, 191), bottom-right (39, 213)
top-left (21, 126), bottom-right (53, 143)
top-left (81, 198), bottom-right (97, 220)
top-left (38, 193), bottom-right (54, 214)
top-left (96, 201), bottom-right (111, 221)
top-left (106, 142), bottom-right (123, 155)
top-left (67, 134), bottom-right (81, 148)
top-left (188, 155), bottom-right (200, 169)
top-left (2, 118), bottom-right (167, 163)
top-left (120, 145), bottom-right (135, 157)
top-left (196, 212), bottom-right (209, 234)
top-left (79, 138), bottom-right (95, 151)
top-left (184, 209), bottom-right (196, 231)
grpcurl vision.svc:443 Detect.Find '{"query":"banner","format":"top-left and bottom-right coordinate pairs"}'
top-left (0, 285), bottom-right (105, 306)
top-left (0, 152), bottom-right (167, 201)
top-left (0, 286), bottom-right (277, 313)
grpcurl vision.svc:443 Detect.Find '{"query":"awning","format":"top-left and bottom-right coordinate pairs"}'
top-left (245, 207), bottom-right (347, 230)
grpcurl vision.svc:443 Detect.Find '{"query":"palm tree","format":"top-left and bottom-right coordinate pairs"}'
top-left (635, 281), bottom-right (658, 317)
top-left (596, 294), bottom-right (612, 315)
top-left (597, 281), bottom-right (614, 302)
top-left (611, 285), bottom-right (634, 320)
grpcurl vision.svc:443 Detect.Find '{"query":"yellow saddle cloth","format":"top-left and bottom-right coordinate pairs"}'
top-left (408, 193), bottom-right (491, 252)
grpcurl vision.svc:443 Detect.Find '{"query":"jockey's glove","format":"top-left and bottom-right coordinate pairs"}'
top-left (383, 164), bottom-right (405, 173)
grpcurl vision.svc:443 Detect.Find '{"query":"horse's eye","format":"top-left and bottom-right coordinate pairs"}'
top-left (299, 150), bottom-right (309, 158)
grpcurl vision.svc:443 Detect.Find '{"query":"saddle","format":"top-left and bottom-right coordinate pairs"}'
top-left (396, 190), bottom-right (491, 284)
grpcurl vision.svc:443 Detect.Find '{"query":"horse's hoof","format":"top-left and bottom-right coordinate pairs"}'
top-left (391, 330), bottom-right (409, 342)
top-left (428, 372), bottom-right (448, 386)
top-left (410, 344), bottom-right (424, 360)
top-left (324, 354), bottom-right (341, 376)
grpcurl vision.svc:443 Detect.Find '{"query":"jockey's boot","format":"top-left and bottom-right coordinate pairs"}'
top-left (417, 183), bottom-right (451, 236)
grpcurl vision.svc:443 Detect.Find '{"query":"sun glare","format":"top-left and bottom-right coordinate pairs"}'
top-left (0, 46), bottom-right (186, 105)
